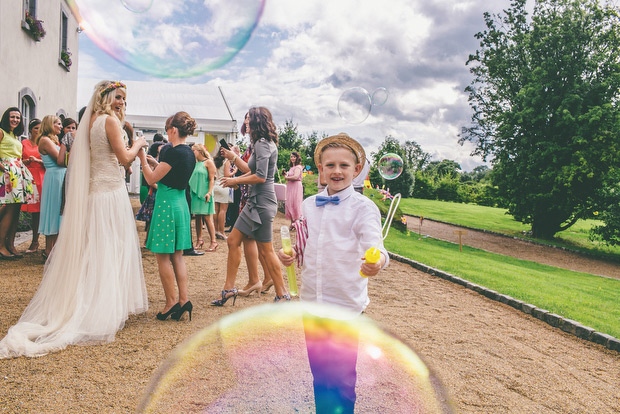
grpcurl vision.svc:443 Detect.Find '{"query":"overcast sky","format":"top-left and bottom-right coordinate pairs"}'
top-left (76, 0), bottom-right (529, 171)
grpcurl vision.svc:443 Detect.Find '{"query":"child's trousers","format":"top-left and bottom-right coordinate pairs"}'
top-left (303, 315), bottom-right (360, 414)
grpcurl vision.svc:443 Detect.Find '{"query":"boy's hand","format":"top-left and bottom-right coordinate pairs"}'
top-left (359, 253), bottom-right (385, 277)
top-left (277, 248), bottom-right (296, 267)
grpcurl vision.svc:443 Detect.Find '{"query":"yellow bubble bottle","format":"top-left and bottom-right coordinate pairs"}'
top-left (280, 226), bottom-right (298, 296)
top-left (360, 247), bottom-right (381, 277)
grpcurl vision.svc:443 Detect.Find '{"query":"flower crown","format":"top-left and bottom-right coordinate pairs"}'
top-left (100, 81), bottom-right (126, 98)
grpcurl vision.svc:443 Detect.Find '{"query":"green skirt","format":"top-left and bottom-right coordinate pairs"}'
top-left (146, 183), bottom-right (192, 254)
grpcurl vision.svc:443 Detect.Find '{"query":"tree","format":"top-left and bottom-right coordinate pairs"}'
top-left (277, 118), bottom-right (304, 151)
top-left (369, 136), bottom-right (430, 196)
top-left (424, 160), bottom-right (462, 179)
top-left (459, 0), bottom-right (620, 239)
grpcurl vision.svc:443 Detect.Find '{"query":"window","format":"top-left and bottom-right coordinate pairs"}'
top-left (22, 0), bottom-right (45, 41)
top-left (59, 10), bottom-right (71, 70)
top-left (23, 0), bottom-right (36, 20)
top-left (18, 88), bottom-right (37, 140)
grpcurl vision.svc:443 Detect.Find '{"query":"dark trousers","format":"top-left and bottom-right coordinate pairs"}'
top-left (225, 186), bottom-right (241, 227)
top-left (304, 315), bottom-right (359, 414)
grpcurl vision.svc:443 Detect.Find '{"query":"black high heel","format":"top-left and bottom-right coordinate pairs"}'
top-left (171, 301), bottom-right (193, 321)
top-left (156, 303), bottom-right (181, 321)
top-left (210, 288), bottom-right (238, 307)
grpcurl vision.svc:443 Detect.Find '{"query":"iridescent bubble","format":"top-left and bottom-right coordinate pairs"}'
top-left (138, 302), bottom-right (454, 413)
top-left (120, 0), bottom-right (153, 13)
top-left (371, 87), bottom-right (389, 106)
top-left (378, 153), bottom-right (404, 180)
top-left (67, 0), bottom-right (265, 78)
top-left (338, 87), bottom-right (372, 124)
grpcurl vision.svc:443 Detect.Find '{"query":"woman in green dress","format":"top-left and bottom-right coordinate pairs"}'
top-left (139, 112), bottom-right (197, 322)
top-left (189, 143), bottom-right (217, 251)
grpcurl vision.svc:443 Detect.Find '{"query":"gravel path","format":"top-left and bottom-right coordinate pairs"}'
top-left (0, 203), bottom-right (617, 413)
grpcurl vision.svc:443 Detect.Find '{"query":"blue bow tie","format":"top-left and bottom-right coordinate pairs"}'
top-left (316, 195), bottom-right (340, 207)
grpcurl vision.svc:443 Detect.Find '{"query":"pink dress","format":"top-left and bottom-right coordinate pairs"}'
top-left (285, 164), bottom-right (303, 222)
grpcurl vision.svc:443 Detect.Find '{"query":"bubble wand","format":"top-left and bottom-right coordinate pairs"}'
top-left (280, 226), bottom-right (299, 296)
top-left (360, 192), bottom-right (401, 277)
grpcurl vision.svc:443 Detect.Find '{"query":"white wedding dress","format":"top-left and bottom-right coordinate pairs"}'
top-left (0, 111), bottom-right (148, 358)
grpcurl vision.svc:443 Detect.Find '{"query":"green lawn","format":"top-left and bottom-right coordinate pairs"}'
top-left (385, 229), bottom-right (620, 338)
top-left (398, 198), bottom-right (620, 259)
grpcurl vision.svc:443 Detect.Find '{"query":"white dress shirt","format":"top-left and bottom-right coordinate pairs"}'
top-left (300, 185), bottom-right (389, 314)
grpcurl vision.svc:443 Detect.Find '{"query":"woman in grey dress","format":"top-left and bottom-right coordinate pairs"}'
top-left (212, 107), bottom-right (289, 305)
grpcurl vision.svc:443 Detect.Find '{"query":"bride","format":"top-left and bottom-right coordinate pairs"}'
top-left (0, 81), bottom-right (148, 358)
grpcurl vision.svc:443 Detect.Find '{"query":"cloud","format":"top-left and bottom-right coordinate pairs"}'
top-left (77, 0), bottom-right (516, 170)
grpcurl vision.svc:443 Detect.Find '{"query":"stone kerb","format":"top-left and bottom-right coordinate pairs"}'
top-left (389, 252), bottom-right (620, 353)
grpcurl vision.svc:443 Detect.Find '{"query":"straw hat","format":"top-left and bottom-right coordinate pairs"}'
top-left (314, 133), bottom-right (366, 176)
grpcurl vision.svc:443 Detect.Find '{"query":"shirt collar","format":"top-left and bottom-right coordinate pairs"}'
top-left (320, 184), bottom-right (355, 202)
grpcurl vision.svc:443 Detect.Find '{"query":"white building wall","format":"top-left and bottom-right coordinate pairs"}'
top-left (0, 0), bottom-right (79, 133)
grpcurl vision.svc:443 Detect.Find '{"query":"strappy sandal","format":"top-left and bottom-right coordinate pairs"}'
top-left (210, 288), bottom-right (238, 306)
top-left (274, 293), bottom-right (291, 303)
top-left (206, 242), bottom-right (218, 252)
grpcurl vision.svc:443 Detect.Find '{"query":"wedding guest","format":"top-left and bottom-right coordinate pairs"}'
top-left (136, 141), bottom-right (164, 246)
top-left (0, 107), bottom-right (37, 258)
top-left (285, 151), bottom-right (304, 226)
top-left (189, 143), bottom-right (217, 251)
top-left (225, 145), bottom-right (242, 231)
top-left (37, 115), bottom-right (66, 258)
top-left (139, 111), bottom-right (197, 322)
top-left (277, 133), bottom-right (388, 413)
top-left (21, 118), bottom-right (44, 253)
top-left (213, 106), bottom-right (289, 305)
top-left (213, 153), bottom-right (233, 240)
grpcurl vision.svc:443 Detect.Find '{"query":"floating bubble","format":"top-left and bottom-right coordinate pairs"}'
top-left (378, 153), bottom-right (404, 180)
top-left (371, 87), bottom-right (389, 106)
top-left (120, 0), bottom-right (153, 13)
top-left (67, 0), bottom-right (265, 78)
top-left (338, 87), bottom-right (372, 124)
top-left (138, 302), bottom-right (453, 413)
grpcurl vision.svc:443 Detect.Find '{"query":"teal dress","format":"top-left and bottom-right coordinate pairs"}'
top-left (38, 146), bottom-right (66, 235)
top-left (189, 160), bottom-right (215, 215)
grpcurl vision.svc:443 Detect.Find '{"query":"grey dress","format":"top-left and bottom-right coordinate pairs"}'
top-left (234, 138), bottom-right (278, 242)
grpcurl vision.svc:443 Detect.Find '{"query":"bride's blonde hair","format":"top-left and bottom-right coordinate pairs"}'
top-left (92, 80), bottom-right (126, 122)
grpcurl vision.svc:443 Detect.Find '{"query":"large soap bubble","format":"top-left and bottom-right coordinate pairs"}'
top-left (67, 0), bottom-right (265, 78)
top-left (337, 87), bottom-right (372, 124)
top-left (138, 302), bottom-right (453, 413)
top-left (378, 153), bottom-right (404, 180)
top-left (120, 0), bottom-right (153, 13)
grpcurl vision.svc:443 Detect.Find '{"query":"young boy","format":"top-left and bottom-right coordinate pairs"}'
top-left (278, 133), bottom-right (388, 414)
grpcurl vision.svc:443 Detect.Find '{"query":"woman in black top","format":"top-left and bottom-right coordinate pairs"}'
top-left (139, 112), bottom-right (196, 322)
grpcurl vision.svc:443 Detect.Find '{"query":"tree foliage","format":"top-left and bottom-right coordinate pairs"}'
top-left (369, 136), bottom-right (430, 197)
top-left (460, 0), bottom-right (620, 239)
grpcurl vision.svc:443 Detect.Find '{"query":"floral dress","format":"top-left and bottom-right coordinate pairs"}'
top-left (0, 128), bottom-right (38, 204)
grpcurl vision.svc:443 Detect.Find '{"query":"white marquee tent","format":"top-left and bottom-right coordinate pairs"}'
top-left (77, 79), bottom-right (239, 193)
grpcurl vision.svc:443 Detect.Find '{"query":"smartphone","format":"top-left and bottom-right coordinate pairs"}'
top-left (219, 139), bottom-right (230, 150)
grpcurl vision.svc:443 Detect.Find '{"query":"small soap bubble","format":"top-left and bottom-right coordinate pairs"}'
top-left (120, 0), bottom-right (153, 13)
top-left (378, 153), bottom-right (404, 180)
top-left (371, 87), bottom-right (389, 106)
top-left (338, 87), bottom-right (372, 124)
top-left (68, 0), bottom-right (265, 78)
top-left (138, 302), bottom-right (453, 413)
